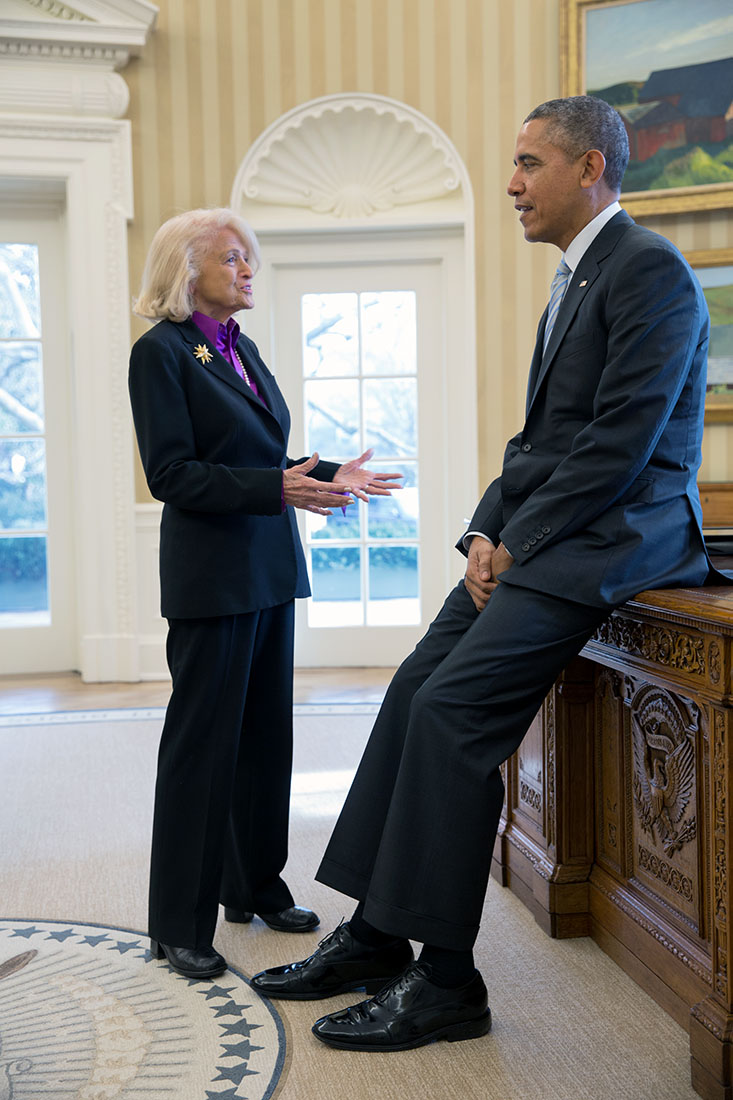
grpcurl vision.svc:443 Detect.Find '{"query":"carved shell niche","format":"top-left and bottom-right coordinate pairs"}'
top-left (237, 96), bottom-right (463, 220)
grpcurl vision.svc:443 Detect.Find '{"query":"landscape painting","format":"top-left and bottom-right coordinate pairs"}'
top-left (689, 251), bottom-right (733, 421)
top-left (562, 0), bottom-right (733, 213)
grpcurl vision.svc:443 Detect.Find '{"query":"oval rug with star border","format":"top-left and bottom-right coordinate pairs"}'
top-left (0, 919), bottom-right (285, 1100)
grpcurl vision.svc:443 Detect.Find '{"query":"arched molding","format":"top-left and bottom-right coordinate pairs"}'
top-left (231, 93), bottom-right (470, 230)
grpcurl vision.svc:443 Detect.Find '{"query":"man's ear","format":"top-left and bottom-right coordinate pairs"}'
top-left (580, 148), bottom-right (607, 189)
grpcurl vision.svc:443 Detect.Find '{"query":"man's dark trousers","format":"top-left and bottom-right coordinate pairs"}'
top-left (316, 579), bottom-right (611, 950)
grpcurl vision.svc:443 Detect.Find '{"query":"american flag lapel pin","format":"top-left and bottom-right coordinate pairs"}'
top-left (579, 280), bottom-right (588, 287)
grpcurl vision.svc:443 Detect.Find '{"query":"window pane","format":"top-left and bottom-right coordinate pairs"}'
top-left (307, 505), bottom-right (361, 542)
top-left (0, 244), bottom-right (41, 339)
top-left (0, 439), bottom-right (48, 529)
top-left (367, 545), bottom-right (419, 625)
top-left (361, 292), bottom-right (416, 376)
top-left (0, 343), bottom-right (44, 433)
top-left (302, 293), bottom-right (359, 377)
top-left (301, 286), bottom-right (423, 634)
top-left (364, 377), bottom-right (417, 457)
top-left (305, 378), bottom-right (360, 457)
top-left (309, 546), bottom-right (363, 627)
top-left (367, 462), bottom-right (418, 539)
top-left (311, 546), bottom-right (361, 601)
top-left (0, 535), bottom-right (48, 614)
top-left (368, 545), bottom-right (419, 598)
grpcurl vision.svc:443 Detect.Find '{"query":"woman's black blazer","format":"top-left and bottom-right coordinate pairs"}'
top-left (129, 317), bottom-right (337, 619)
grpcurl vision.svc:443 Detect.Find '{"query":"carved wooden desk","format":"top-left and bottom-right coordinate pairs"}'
top-left (491, 582), bottom-right (733, 1100)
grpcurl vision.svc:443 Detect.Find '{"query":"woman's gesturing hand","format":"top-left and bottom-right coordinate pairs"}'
top-left (331, 448), bottom-right (403, 502)
top-left (282, 453), bottom-right (354, 515)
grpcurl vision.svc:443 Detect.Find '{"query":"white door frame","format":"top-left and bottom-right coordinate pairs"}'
top-left (0, 203), bottom-right (77, 672)
top-left (0, 118), bottom-right (139, 680)
top-left (0, 0), bottom-right (156, 680)
top-left (245, 227), bottom-right (478, 665)
top-left (232, 94), bottom-right (478, 668)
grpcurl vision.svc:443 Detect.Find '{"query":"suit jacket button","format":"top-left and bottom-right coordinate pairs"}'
top-left (521, 442), bottom-right (532, 452)
top-left (542, 526), bottom-right (551, 534)
top-left (522, 542), bottom-right (531, 552)
top-left (529, 537), bottom-right (537, 545)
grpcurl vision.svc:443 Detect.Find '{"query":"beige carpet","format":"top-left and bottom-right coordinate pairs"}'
top-left (0, 706), bottom-right (699, 1100)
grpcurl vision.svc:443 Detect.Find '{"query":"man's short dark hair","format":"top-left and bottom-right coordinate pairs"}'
top-left (524, 95), bottom-right (630, 194)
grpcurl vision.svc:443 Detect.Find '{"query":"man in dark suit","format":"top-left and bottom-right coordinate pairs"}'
top-left (252, 96), bottom-right (714, 1051)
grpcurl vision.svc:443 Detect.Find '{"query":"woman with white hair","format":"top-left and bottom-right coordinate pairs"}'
top-left (129, 208), bottom-right (400, 980)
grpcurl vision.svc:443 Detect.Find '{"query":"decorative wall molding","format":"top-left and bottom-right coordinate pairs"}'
top-left (24, 0), bottom-right (91, 21)
top-left (1, 0), bottom-right (157, 117)
top-left (0, 63), bottom-right (130, 118)
top-left (2, 0), bottom-right (156, 56)
top-left (231, 93), bottom-right (467, 228)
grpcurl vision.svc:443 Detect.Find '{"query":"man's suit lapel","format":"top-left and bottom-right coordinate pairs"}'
top-left (526, 210), bottom-right (634, 415)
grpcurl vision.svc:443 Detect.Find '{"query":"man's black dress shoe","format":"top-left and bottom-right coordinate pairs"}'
top-left (224, 905), bottom-right (320, 932)
top-left (150, 939), bottom-right (227, 979)
top-left (311, 962), bottom-right (491, 1051)
top-left (251, 922), bottom-right (414, 1000)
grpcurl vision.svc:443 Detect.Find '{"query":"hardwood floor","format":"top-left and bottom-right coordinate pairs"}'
top-left (0, 667), bottom-right (395, 715)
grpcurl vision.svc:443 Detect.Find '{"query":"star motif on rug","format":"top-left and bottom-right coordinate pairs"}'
top-left (213, 1062), bottom-right (258, 1085)
top-left (214, 999), bottom-right (249, 1018)
top-left (109, 939), bottom-right (141, 954)
top-left (194, 343), bottom-right (214, 363)
top-left (219, 1018), bottom-right (263, 1037)
top-left (220, 1039), bottom-right (264, 1059)
top-left (199, 984), bottom-right (236, 1000)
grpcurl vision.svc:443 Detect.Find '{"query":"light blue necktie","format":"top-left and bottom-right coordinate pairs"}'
top-left (543, 259), bottom-right (571, 354)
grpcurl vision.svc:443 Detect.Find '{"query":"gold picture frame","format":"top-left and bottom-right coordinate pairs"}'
top-left (684, 248), bottom-right (733, 423)
top-left (561, 0), bottom-right (733, 216)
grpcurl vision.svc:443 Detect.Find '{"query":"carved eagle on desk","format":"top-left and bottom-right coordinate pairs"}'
top-left (632, 720), bottom-right (696, 858)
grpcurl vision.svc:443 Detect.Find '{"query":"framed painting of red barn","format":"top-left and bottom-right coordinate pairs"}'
top-left (561, 0), bottom-right (733, 215)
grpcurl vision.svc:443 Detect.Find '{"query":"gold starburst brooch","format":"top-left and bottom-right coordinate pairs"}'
top-left (193, 343), bottom-right (213, 364)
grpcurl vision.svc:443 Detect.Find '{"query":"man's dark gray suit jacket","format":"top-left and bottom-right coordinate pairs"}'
top-left (466, 210), bottom-right (714, 608)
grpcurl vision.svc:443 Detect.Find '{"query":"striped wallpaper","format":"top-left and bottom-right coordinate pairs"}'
top-left (124, 0), bottom-right (733, 499)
